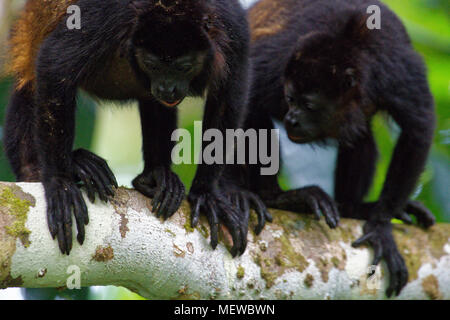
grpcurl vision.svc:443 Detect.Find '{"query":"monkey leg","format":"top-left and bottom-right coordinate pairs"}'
top-left (3, 83), bottom-right (41, 182)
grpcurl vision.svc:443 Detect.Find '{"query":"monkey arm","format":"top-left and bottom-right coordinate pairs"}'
top-left (132, 101), bottom-right (185, 220)
top-left (32, 2), bottom-right (132, 254)
top-left (188, 69), bottom-right (251, 256)
top-left (335, 131), bottom-right (378, 211)
top-left (352, 72), bottom-right (436, 297)
top-left (187, 27), bottom-right (260, 256)
top-left (377, 125), bottom-right (435, 221)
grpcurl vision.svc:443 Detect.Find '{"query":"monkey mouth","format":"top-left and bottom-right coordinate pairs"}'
top-left (287, 133), bottom-right (309, 143)
top-left (160, 99), bottom-right (182, 107)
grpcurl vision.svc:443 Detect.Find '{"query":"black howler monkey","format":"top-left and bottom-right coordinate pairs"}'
top-left (4, 0), bottom-right (269, 256)
top-left (245, 0), bottom-right (436, 296)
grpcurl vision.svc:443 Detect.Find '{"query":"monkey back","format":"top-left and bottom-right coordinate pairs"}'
top-left (6, 0), bottom-right (79, 90)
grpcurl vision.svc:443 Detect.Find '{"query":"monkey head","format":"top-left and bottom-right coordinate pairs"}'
top-left (129, 0), bottom-right (216, 107)
top-left (283, 12), bottom-right (374, 146)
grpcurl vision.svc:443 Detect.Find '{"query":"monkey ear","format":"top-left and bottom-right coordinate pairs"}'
top-left (341, 11), bottom-right (372, 45)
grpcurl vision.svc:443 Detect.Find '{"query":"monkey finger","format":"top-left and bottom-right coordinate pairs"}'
top-left (371, 243), bottom-right (383, 267)
top-left (240, 200), bottom-right (250, 255)
top-left (330, 200), bottom-right (340, 225)
top-left (71, 192), bottom-right (87, 244)
top-left (406, 201), bottom-right (435, 228)
top-left (53, 198), bottom-right (66, 254)
top-left (57, 222), bottom-right (67, 255)
top-left (265, 210), bottom-right (273, 223)
top-left (151, 171), bottom-right (167, 215)
top-left (352, 231), bottom-right (375, 248)
top-left (318, 200), bottom-right (337, 229)
top-left (46, 198), bottom-right (57, 239)
top-left (85, 150), bottom-right (118, 188)
top-left (152, 186), bottom-right (165, 216)
top-left (234, 193), bottom-right (242, 210)
top-left (62, 192), bottom-right (73, 255)
top-left (83, 158), bottom-right (114, 196)
top-left (398, 265), bottom-right (408, 296)
top-left (400, 212), bottom-right (413, 225)
top-left (190, 195), bottom-right (203, 227)
top-left (306, 195), bottom-right (321, 220)
top-left (91, 161), bottom-right (116, 198)
top-left (167, 182), bottom-right (185, 220)
top-left (77, 168), bottom-right (96, 203)
top-left (219, 202), bottom-right (243, 257)
top-left (158, 174), bottom-right (174, 218)
top-left (247, 192), bottom-right (269, 234)
top-left (83, 161), bottom-right (109, 203)
top-left (159, 190), bottom-right (173, 220)
top-left (206, 204), bottom-right (219, 250)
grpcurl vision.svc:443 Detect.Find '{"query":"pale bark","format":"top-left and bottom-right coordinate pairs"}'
top-left (0, 182), bottom-right (449, 300)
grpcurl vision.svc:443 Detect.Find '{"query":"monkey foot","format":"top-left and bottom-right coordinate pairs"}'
top-left (45, 177), bottom-right (89, 255)
top-left (189, 188), bottom-right (255, 257)
top-left (132, 166), bottom-right (185, 220)
top-left (72, 148), bottom-right (118, 203)
top-left (352, 220), bottom-right (408, 297)
top-left (266, 186), bottom-right (340, 229)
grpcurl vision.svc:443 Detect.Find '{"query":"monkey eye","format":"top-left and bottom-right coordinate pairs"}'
top-left (176, 63), bottom-right (194, 73)
top-left (303, 100), bottom-right (319, 111)
top-left (203, 16), bottom-right (213, 31)
top-left (304, 102), bottom-right (315, 111)
top-left (285, 95), bottom-right (295, 105)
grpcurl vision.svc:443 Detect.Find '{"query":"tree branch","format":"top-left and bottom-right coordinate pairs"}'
top-left (0, 182), bottom-right (449, 299)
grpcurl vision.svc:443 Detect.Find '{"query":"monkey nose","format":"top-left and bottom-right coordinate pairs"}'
top-left (284, 114), bottom-right (300, 129)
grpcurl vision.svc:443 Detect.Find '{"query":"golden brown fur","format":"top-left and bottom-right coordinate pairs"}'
top-left (7, 0), bottom-right (78, 90)
top-left (249, 0), bottom-right (305, 42)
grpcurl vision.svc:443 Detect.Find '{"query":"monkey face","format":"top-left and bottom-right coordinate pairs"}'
top-left (135, 48), bottom-right (207, 107)
top-left (283, 66), bottom-right (363, 145)
top-left (282, 25), bottom-right (371, 144)
top-left (283, 80), bottom-right (338, 143)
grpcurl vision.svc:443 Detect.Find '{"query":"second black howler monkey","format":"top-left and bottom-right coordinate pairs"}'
top-left (4, 0), bottom-right (269, 256)
top-left (245, 0), bottom-right (436, 296)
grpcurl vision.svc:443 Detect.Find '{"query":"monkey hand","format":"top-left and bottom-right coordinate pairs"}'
top-left (225, 187), bottom-right (273, 235)
top-left (44, 176), bottom-right (89, 255)
top-left (188, 187), bottom-right (252, 257)
top-left (352, 219), bottom-right (408, 297)
top-left (72, 149), bottom-right (118, 203)
top-left (132, 166), bottom-right (185, 220)
top-left (266, 186), bottom-right (339, 229)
